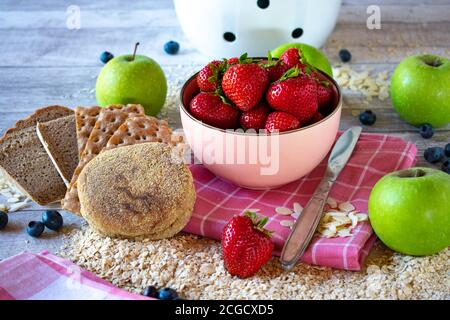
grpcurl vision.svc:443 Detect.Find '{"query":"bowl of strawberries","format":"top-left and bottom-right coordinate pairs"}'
top-left (180, 48), bottom-right (342, 189)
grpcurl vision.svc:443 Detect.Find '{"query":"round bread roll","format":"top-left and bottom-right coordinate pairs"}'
top-left (77, 142), bottom-right (195, 239)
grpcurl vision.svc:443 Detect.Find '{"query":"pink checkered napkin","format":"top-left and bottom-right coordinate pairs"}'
top-left (184, 133), bottom-right (417, 271)
top-left (0, 251), bottom-right (149, 300)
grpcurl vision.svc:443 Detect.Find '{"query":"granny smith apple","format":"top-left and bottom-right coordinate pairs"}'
top-left (391, 54), bottom-right (450, 128)
top-left (368, 167), bottom-right (450, 256)
top-left (96, 43), bottom-right (167, 116)
top-left (271, 43), bottom-right (333, 77)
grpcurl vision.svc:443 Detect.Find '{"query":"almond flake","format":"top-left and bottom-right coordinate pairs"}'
top-left (356, 213), bottom-right (369, 221)
top-left (293, 202), bottom-right (303, 214)
top-left (280, 220), bottom-right (294, 227)
top-left (337, 229), bottom-right (352, 237)
top-left (276, 207), bottom-right (293, 216)
top-left (338, 201), bottom-right (355, 212)
top-left (348, 212), bottom-right (359, 228)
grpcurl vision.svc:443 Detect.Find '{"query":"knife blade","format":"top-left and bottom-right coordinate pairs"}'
top-left (280, 126), bottom-right (362, 270)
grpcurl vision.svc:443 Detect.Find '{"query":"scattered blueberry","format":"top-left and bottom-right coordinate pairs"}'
top-left (143, 286), bottom-right (159, 298)
top-left (27, 221), bottom-right (45, 237)
top-left (359, 110), bottom-right (376, 125)
top-left (339, 49), bottom-right (352, 63)
top-left (158, 288), bottom-right (178, 300)
top-left (164, 41), bottom-right (180, 55)
top-left (0, 211), bottom-right (8, 230)
top-left (444, 143), bottom-right (450, 157)
top-left (257, 0), bottom-right (270, 9)
top-left (100, 51), bottom-right (114, 64)
top-left (419, 124), bottom-right (434, 139)
top-left (442, 159), bottom-right (450, 174)
top-left (42, 210), bottom-right (63, 231)
top-left (424, 147), bottom-right (444, 164)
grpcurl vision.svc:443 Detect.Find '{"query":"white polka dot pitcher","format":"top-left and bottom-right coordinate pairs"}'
top-left (174, 0), bottom-right (342, 57)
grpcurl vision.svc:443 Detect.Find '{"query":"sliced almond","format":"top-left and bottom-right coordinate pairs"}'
top-left (356, 213), bottom-right (369, 221)
top-left (280, 220), bottom-right (294, 227)
top-left (293, 202), bottom-right (303, 214)
top-left (337, 229), bottom-right (352, 237)
top-left (276, 207), bottom-right (293, 216)
top-left (338, 201), bottom-right (355, 212)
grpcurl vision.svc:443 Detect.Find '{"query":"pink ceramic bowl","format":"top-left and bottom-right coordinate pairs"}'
top-left (180, 67), bottom-right (342, 189)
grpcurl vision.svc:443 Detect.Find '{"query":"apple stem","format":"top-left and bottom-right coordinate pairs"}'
top-left (132, 42), bottom-right (140, 61)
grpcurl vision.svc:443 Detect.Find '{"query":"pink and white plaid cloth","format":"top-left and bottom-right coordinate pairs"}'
top-left (184, 133), bottom-right (417, 270)
top-left (0, 251), bottom-right (149, 300)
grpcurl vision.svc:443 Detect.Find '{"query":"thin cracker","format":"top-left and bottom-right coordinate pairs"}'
top-left (62, 104), bottom-right (144, 215)
top-left (75, 106), bottom-right (101, 157)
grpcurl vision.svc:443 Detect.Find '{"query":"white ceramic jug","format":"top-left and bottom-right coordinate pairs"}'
top-left (174, 0), bottom-right (342, 58)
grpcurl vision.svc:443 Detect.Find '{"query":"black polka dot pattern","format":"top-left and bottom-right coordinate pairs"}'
top-left (292, 28), bottom-right (304, 39)
top-left (223, 32), bottom-right (236, 42)
top-left (257, 0), bottom-right (270, 9)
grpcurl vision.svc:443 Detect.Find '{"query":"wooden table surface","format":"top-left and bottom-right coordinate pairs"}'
top-left (0, 0), bottom-right (449, 261)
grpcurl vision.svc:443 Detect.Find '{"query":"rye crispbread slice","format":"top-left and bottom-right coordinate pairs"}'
top-left (102, 116), bottom-right (183, 152)
top-left (74, 106), bottom-right (101, 157)
top-left (36, 115), bottom-right (79, 186)
top-left (0, 106), bottom-right (73, 205)
top-left (62, 104), bottom-right (145, 215)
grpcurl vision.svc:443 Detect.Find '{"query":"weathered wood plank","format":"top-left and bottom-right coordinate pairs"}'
top-left (1, 5), bottom-right (449, 30)
top-left (0, 21), bottom-right (448, 68)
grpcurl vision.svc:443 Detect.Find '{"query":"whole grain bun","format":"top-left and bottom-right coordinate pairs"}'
top-left (77, 142), bottom-right (195, 239)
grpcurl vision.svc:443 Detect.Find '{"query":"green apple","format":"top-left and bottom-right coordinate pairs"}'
top-left (391, 54), bottom-right (450, 128)
top-left (368, 167), bottom-right (450, 256)
top-left (271, 43), bottom-right (333, 77)
top-left (96, 44), bottom-right (167, 116)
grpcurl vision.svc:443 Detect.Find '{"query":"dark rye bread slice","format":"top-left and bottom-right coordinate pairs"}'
top-left (36, 115), bottom-right (78, 186)
top-left (0, 106), bottom-right (73, 205)
top-left (0, 105), bottom-right (74, 142)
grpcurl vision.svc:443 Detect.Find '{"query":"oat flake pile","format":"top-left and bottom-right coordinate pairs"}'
top-left (59, 225), bottom-right (449, 300)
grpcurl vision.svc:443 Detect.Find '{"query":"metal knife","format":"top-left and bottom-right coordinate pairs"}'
top-left (280, 126), bottom-right (362, 270)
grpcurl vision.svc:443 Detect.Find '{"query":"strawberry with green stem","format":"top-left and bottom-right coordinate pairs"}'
top-left (266, 66), bottom-right (319, 124)
top-left (222, 53), bottom-right (269, 112)
top-left (222, 211), bottom-right (274, 278)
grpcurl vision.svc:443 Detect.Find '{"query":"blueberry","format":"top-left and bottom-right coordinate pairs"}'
top-left (444, 143), bottom-right (450, 157)
top-left (100, 51), bottom-right (114, 64)
top-left (42, 210), bottom-right (63, 231)
top-left (143, 286), bottom-right (159, 298)
top-left (158, 288), bottom-right (178, 300)
top-left (419, 124), bottom-right (434, 139)
top-left (442, 159), bottom-right (450, 174)
top-left (173, 296), bottom-right (184, 300)
top-left (339, 49), bottom-right (352, 63)
top-left (0, 211), bottom-right (8, 230)
top-left (27, 221), bottom-right (45, 237)
top-left (164, 41), bottom-right (180, 55)
top-left (359, 110), bottom-right (376, 125)
top-left (424, 147), bottom-right (444, 164)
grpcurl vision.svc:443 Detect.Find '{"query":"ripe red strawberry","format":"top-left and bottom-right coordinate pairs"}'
top-left (267, 61), bottom-right (290, 82)
top-left (189, 92), bottom-right (239, 129)
top-left (222, 63), bottom-right (269, 112)
top-left (266, 71), bottom-right (318, 123)
top-left (197, 60), bottom-right (223, 92)
top-left (240, 101), bottom-right (270, 130)
top-left (280, 48), bottom-right (303, 69)
top-left (227, 57), bottom-right (239, 66)
top-left (317, 81), bottom-right (333, 108)
top-left (265, 111), bottom-right (301, 132)
top-left (222, 212), bottom-right (274, 278)
top-left (311, 112), bottom-right (324, 123)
